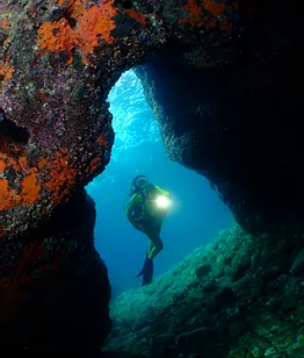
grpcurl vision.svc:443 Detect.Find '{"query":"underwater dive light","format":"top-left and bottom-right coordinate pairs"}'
top-left (156, 195), bottom-right (170, 208)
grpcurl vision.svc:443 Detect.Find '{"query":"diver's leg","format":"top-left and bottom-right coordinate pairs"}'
top-left (148, 239), bottom-right (154, 258)
top-left (135, 219), bottom-right (162, 286)
top-left (147, 236), bottom-right (164, 260)
top-left (136, 239), bottom-right (154, 286)
top-left (147, 219), bottom-right (163, 260)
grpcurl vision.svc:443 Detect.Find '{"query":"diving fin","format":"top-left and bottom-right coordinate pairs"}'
top-left (135, 252), bottom-right (154, 286)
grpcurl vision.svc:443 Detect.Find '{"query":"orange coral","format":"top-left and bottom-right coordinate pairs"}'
top-left (180, 0), bottom-right (204, 27)
top-left (179, 0), bottom-right (226, 28)
top-left (204, 0), bottom-right (225, 16)
top-left (37, 19), bottom-right (76, 52)
top-left (37, 0), bottom-right (119, 64)
top-left (0, 178), bottom-right (21, 211)
top-left (126, 9), bottom-right (147, 26)
top-left (1, 143), bottom-right (25, 164)
top-left (56, 0), bottom-right (68, 5)
top-left (0, 52), bottom-right (14, 83)
top-left (0, 160), bottom-right (6, 173)
top-left (0, 154), bottom-right (43, 210)
top-left (38, 158), bottom-right (49, 169)
top-left (86, 156), bottom-right (101, 174)
top-left (0, 179), bottom-right (9, 200)
top-left (44, 151), bottom-right (77, 203)
top-left (0, 149), bottom-right (41, 210)
top-left (37, 19), bottom-right (76, 64)
top-left (0, 139), bottom-right (19, 157)
top-left (18, 156), bottom-right (28, 168)
top-left (0, 19), bottom-right (8, 29)
top-left (56, 0), bottom-right (89, 6)
top-left (21, 170), bottom-right (41, 205)
top-left (0, 63), bottom-right (14, 81)
top-left (76, 1), bottom-right (119, 55)
top-left (0, 146), bottom-right (82, 211)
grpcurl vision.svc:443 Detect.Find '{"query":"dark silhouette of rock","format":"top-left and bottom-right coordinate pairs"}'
top-left (0, 189), bottom-right (111, 356)
top-left (134, 0), bottom-right (304, 235)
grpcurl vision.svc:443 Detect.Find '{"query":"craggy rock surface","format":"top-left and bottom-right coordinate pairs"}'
top-left (1, 0), bottom-right (303, 354)
top-left (135, 1), bottom-right (304, 235)
top-left (0, 0), bottom-right (241, 350)
top-left (107, 225), bottom-right (304, 358)
top-left (0, 189), bottom-right (111, 356)
top-left (0, 0), bottom-right (240, 240)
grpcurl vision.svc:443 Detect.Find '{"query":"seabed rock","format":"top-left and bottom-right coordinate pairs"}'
top-left (107, 225), bottom-right (304, 358)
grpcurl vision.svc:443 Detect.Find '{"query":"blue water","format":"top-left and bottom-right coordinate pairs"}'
top-left (86, 70), bottom-right (234, 300)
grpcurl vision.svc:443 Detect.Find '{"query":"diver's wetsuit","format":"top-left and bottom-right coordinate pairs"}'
top-left (125, 184), bottom-right (170, 260)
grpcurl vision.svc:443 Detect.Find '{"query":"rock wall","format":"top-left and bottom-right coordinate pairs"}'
top-left (0, 189), bottom-right (111, 356)
top-left (0, 0), bottom-right (241, 350)
top-left (0, 0), bottom-right (240, 240)
top-left (107, 225), bottom-right (304, 358)
top-left (135, 2), bottom-right (304, 234)
top-left (1, 0), bottom-right (303, 354)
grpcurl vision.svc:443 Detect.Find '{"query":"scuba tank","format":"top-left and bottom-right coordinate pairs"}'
top-left (123, 195), bottom-right (145, 221)
top-left (123, 175), bottom-right (155, 222)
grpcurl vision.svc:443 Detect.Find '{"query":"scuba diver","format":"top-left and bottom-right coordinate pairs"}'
top-left (123, 174), bottom-right (172, 286)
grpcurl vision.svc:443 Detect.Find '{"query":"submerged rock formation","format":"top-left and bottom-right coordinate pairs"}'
top-left (0, 189), bottom-right (111, 356)
top-left (0, 0), bottom-right (240, 351)
top-left (0, 0), bottom-right (239, 240)
top-left (107, 225), bottom-right (304, 358)
top-left (135, 0), bottom-right (304, 235)
top-left (0, 0), bottom-right (303, 354)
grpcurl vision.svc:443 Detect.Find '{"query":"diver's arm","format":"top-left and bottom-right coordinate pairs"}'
top-left (155, 185), bottom-right (172, 198)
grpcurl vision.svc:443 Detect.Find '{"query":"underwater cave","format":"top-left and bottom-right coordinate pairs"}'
top-left (1, 0), bottom-right (304, 357)
top-left (86, 69), bottom-right (233, 299)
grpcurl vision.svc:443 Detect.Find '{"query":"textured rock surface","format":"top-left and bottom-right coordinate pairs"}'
top-left (0, 189), bottom-right (111, 356)
top-left (107, 225), bottom-right (304, 358)
top-left (0, 0), bottom-right (243, 351)
top-left (135, 1), bottom-right (304, 235)
top-left (0, 0), bottom-right (240, 240)
top-left (0, 0), bottom-right (240, 350)
top-left (1, 0), bottom-right (303, 354)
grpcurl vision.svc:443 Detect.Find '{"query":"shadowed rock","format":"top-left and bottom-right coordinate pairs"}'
top-left (0, 189), bottom-right (111, 356)
top-left (135, 0), bottom-right (304, 235)
top-left (106, 225), bottom-right (304, 358)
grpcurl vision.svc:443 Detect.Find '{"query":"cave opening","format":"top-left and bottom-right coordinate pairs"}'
top-left (86, 69), bottom-right (234, 301)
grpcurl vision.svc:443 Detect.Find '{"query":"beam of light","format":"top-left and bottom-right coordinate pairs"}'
top-left (155, 195), bottom-right (170, 208)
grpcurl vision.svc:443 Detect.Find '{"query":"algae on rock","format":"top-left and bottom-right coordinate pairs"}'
top-left (106, 224), bottom-right (304, 358)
